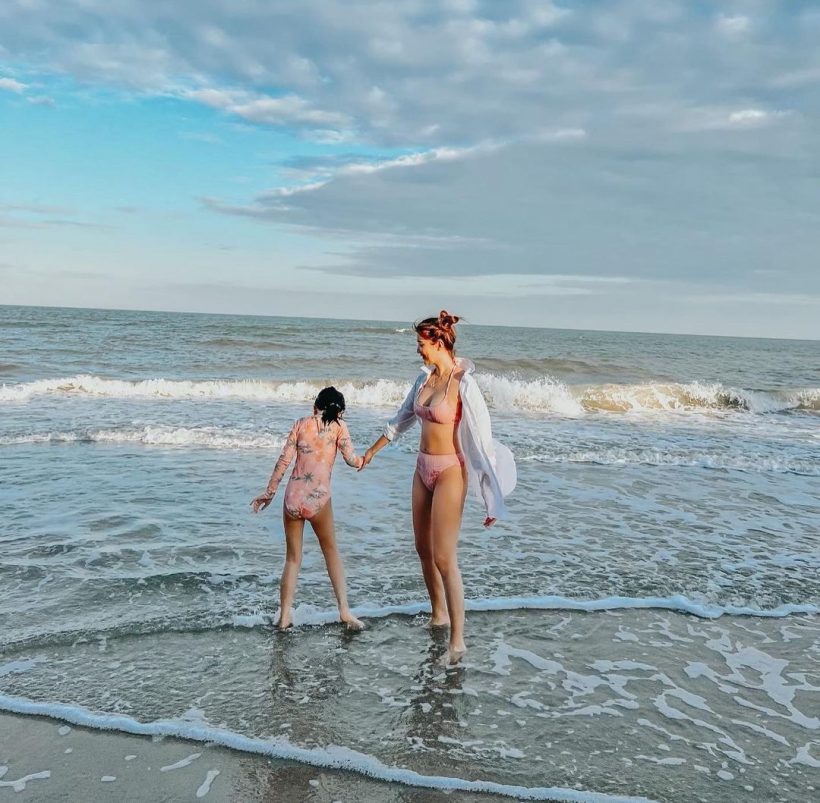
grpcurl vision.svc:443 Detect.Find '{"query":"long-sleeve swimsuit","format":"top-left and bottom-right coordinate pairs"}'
top-left (265, 415), bottom-right (362, 519)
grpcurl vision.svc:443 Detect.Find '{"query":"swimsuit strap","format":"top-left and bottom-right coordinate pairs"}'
top-left (417, 362), bottom-right (458, 406)
top-left (443, 362), bottom-right (457, 396)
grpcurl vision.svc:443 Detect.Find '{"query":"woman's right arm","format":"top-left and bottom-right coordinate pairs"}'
top-left (251, 420), bottom-right (299, 511)
top-left (359, 376), bottom-right (420, 470)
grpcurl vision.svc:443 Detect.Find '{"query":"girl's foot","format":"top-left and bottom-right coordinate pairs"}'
top-left (341, 613), bottom-right (365, 631)
top-left (428, 613), bottom-right (451, 629)
top-left (276, 612), bottom-right (293, 630)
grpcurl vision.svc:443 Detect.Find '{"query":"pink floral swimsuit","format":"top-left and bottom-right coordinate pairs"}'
top-left (264, 416), bottom-right (362, 519)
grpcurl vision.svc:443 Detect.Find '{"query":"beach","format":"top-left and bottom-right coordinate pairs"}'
top-left (1, 712), bottom-right (518, 802)
top-left (1, 305), bottom-right (818, 801)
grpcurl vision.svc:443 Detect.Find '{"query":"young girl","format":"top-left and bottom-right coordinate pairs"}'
top-left (251, 387), bottom-right (364, 631)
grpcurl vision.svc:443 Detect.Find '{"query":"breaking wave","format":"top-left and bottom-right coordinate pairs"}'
top-left (2, 374), bottom-right (818, 416)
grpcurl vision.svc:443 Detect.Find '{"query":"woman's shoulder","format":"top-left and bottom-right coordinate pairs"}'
top-left (456, 367), bottom-right (476, 389)
top-left (454, 357), bottom-right (475, 383)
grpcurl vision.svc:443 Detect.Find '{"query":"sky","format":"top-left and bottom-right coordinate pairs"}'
top-left (1, 0), bottom-right (819, 339)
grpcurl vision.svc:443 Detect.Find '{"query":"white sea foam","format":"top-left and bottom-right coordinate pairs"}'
top-left (233, 595), bottom-right (818, 631)
top-left (0, 657), bottom-right (46, 677)
top-left (0, 427), bottom-right (285, 449)
top-left (579, 382), bottom-right (820, 414)
top-left (0, 694), bottom-right (658, 802)
top-left (3, 374), bottom-right (817, 416)
top-left (0, 375), bottom-right (410, 407)
top-left (160, 753), bottom-right (202, 771)
top-left (477, 375), bottom-right (584, 417)
top-left (196, 769), bottom-right (220, 798)
top-left (520, 449), bottom-right (820, 476)
top-left (0, 769), bottom-right (51, 792)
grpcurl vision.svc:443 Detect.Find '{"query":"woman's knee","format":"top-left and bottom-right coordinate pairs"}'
top-left (416, 550), bottom-right (435, 565)
top-left (433, 550), bottom-right (457, 577)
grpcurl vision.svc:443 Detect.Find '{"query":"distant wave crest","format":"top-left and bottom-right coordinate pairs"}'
top-left (0, 426), bottom-right (285, 449)
top-left (520, 448), bottom-right (820, 476)
top-left (2, 374), bottom-right (818, 415)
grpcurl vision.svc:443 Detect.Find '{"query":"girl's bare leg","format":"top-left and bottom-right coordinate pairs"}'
top-left (280, 509), bottom-right (305, 629)
top-left (310, 501), bottom-right (363, 630)
top-left (430, 465), bottom-right (468, 660)
top-left (412, 471), bottom-right (449, 626)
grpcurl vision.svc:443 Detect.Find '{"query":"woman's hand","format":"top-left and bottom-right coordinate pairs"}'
top-left (358, 448), bottom-right (375, 471)
top-left (251, 493), bottom-right (273, 513)
top-left (483, 516), bottom-right (496, 528)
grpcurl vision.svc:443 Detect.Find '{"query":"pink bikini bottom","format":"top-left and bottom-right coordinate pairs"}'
top-left (415, 452), bottom-right (465, 492)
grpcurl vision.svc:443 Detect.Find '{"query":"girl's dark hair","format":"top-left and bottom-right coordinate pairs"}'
top-left (314, 386), bottom-right (346, 425)
top-left (414, 309), bottom-right (461, 354)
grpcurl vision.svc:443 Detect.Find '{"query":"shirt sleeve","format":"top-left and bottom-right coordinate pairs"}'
top-left (460, 377), bottom-right (512, 520)
top-left (336, 421), bottom-right (363, 468)
top-left (264, 419), bottom-right (299, 497)
top-left (383, 375), bottom-right (421, 441)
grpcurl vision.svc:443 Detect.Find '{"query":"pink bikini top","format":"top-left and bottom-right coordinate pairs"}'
top-left (414, 365), bottom-right (462, 424)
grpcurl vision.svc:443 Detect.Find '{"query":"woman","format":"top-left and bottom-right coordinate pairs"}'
top-left (360, 311), bottom-right (515, 660)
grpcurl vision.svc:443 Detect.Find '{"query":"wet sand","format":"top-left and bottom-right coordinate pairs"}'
top-left (0, 712), bottom-right (509, 802)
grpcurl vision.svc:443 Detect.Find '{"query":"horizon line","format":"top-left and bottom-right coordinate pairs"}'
top-left (1, 302), bottom-right (818, 344)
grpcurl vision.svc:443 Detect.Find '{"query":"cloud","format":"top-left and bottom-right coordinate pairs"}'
top-left (671, 106), bottom-right (793, 133)
top-left (223, 128), bottom-right (587, 205)
top-left (2, 1), bottom-right (819, 337)
top-left (2, 1), bottom-right (811, 146)
top-left (0, 76), bottom-right (27, 93)
top-left (715, 15), bottom-right (751, 37)
top-left (685, 291), bottom-right (820, 306)
top-left (0, 202), bottom-right (102, 230)
top-left (205, 131), bottom-right (820, 295)
top-left (183, 87), bottom-right (349, 128)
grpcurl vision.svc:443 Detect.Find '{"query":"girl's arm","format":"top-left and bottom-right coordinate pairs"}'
top-left (251, 420), bottom-right (299, 512)
top-left (336, 421), bottom-right (363, 469)
top-left (358, 434), bottom-right (389, 470)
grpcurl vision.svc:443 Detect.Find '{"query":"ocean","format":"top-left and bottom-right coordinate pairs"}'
top-left (0, 304), bottom-right (818, 801)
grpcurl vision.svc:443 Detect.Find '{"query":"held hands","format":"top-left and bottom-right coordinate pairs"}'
top-left (358, 447), bottom-right (376, 471)
top-left (251, 492), bottom-right (273, 513)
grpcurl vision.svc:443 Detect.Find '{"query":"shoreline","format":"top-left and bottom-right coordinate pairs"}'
top-left (0, 712), bottom-right (512, 802)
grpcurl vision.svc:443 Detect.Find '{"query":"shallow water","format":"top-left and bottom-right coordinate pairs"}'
top-left (1, 305), bottom-right (818, 801)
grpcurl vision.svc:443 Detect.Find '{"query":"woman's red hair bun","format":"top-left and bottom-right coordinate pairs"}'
top-left (438, 310), bottom-right (460, 329)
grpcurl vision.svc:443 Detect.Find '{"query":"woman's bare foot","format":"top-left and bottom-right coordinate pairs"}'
top-left (428, 613), bottom-right (451, 629)
top-left (341, 613), bottom-right (365, 631)
top-left (276, 612), bottom-right (293, 630)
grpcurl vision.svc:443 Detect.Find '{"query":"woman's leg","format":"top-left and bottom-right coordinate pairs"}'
top-left (309, 501), bottom-right (363, 630)
top-left (412, 470), bottom-right (449, 626)
top-left (430, 464), bottom-right (468, 658)
top-left (280, 509), bottom-right (305, 629)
